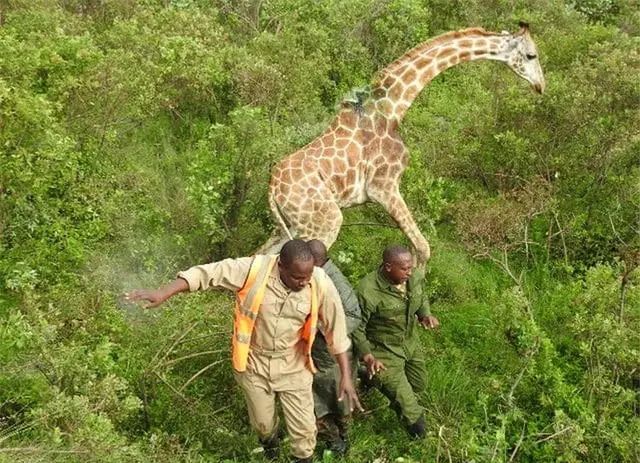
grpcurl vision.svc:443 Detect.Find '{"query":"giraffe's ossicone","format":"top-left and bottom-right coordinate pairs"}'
top-left (259, 22), bottom-right (545, 265)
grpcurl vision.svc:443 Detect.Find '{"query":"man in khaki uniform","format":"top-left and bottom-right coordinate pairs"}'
top-left (126, 239), bottom-right (361, 463)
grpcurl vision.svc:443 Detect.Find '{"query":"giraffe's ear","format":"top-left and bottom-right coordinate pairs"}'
top-left (518, 21), bottom-right (530, 33)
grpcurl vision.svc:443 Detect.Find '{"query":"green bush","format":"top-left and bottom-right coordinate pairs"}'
top-left (1, 1), bottom-right (638, 461)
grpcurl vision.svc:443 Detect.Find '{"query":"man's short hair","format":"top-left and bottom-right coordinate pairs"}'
top-left (280, 239), bottom-right (314, 267)
top-left (307, 239), bottom-right (327, 264)
top-left (382, 244), bottom-right (411, 264)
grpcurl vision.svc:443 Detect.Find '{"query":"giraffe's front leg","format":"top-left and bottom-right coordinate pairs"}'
top-left (369, 187), bottom-right (431, 265)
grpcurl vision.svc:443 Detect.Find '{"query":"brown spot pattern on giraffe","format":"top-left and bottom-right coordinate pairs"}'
top-left (346, 169), bottom-right (356, 186)
top-left (437, 47), bottom-right (456, 59)
top-left (375, 164), bottom-right (389, 179)
top-left (389, 84), bottom-right (403, 101)
top-left (404, 84), bottom-right (419, 101)
top-left (414, 57), bottom-right (432, 68)
top-left (375, 118), bottom-right (388, 137)
top-left (335, 127), bottom-right (351, 138)
top-left (281, 169), bottom-right (292, 185)
top-left (391, 162), bottom-right (404, 177)
top-left (347, 146), bottom-right (361, 168)
top-left (373, 87), bottom-right (387, 99)
top-left (334, 158), bottom-right (347, 174)
top-left (336, 138), bottom-right (349, 149)
top-left (403, 67), bottom-right (417, 83)
top-left (339, 111), bottom-right (357, 128)
top-left (358, 116), bottom-right (374, 133)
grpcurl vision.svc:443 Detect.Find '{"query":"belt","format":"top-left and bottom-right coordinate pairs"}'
top-left (251, 345), bottom-right (297, 358)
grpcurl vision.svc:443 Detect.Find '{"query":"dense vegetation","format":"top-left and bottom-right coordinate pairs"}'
top-left (1, 1), bottom-right (638, 462)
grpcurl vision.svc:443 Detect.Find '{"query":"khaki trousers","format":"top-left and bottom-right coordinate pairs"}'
top-left (234, 349), bottom-right (316, 459)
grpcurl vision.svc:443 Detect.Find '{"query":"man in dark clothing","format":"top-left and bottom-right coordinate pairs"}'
top-left (308, 240), bottom-right (361, 456)
top-left (352, 244), bottom-right (439, 438)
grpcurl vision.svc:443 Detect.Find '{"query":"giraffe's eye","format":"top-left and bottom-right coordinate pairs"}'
top-left (526, 53), bottom-right (537, 60)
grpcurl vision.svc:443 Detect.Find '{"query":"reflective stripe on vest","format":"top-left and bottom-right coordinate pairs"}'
top-left (232, 255), bottom-right (322, 373)
top-left (304, 276), bottom-right (320, 373)
top-left (232, 255), bottom-right (277, 372)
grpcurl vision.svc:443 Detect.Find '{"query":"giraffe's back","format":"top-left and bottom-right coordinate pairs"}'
top-left (270, 108), bottom-right (376, 208)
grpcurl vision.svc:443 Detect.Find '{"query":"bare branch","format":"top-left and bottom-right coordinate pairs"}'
top-left (0, 447), bottom-right (90, 454)
top-left (178, 360), bottom-right (226, 393)
top-left (509, 424), bottom-right (527, 462)
top-left (534, 426), bottom-right (572, 444)
top-left (149, 321), bottom-right (200, 371)
top-left (163, 349), bottom-right (227, 368)
top-left (342, 222), bottom-right (399, 229)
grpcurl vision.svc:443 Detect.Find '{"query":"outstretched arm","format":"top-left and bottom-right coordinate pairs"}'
top-left (125, 278), bottom-right (189, 308)
top-left (125, 257), bottom-right (253, 309)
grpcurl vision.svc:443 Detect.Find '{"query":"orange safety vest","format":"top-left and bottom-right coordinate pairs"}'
top-left (232, 255), bottom-right (321, 373)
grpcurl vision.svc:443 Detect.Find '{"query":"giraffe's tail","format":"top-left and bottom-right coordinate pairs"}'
top-left (268, 187), bottom-right (294, 241)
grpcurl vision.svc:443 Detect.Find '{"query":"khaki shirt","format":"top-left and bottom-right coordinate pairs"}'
top-left (178, 256), bottom-right (351, 359)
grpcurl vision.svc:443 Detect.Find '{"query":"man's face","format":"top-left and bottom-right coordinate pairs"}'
top-left (383, 252), bottom-right (413, 285)
top-left (279, 258), bottom-right (314, 292)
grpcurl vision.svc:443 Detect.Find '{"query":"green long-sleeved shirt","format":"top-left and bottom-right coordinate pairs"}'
top-left (352, 267), bottom-right (431, 359)
top-left (311, 259), bottom-right (361, 369)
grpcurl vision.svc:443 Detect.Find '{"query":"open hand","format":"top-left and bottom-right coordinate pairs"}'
top-left (338, 377), bottom-right (364, 413)
top-left (362, 353), bottom-right (386, 379)
top-left (123, 289), bottom-right (168, 308)
top-left (418, 315), bottom-right (439, 329)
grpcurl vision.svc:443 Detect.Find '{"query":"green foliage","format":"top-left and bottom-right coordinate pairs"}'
top-left (1, 1), bottom-right (639, 462)
top-left (186, 106), bottom-right (287, 256)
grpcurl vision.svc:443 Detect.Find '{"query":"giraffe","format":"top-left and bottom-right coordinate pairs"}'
top-left (259, 22), bottom-right (545, 265)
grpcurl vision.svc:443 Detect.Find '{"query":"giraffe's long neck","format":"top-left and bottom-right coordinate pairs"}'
top-left (370, 28), bottom-right (510, 124)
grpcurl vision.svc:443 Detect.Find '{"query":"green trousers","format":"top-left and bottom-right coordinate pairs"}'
top-left (372, 342), bottom-right (426, 425)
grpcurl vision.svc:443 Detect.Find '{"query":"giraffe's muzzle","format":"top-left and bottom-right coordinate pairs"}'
top-left (533, 82), bottom-right (545, 94)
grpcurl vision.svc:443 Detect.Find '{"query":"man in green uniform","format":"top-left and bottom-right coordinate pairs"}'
top-left (352, 244), bottom-right (439, 438)
top-left (307, 240), bottom-right (361, 456)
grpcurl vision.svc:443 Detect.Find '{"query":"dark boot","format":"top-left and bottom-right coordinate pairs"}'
top-left (316, 414), bottom-right (346, 455)
top-left (390, 400), bottom-right (404, 420)
top-left (327, 436), bottom-right (347, 456)
top-left (407, 414), bottom-right (426, 439)
top-left (260, 432), bottom-right (280, 461)
top-left (336, 414), bottom-right (351, 454)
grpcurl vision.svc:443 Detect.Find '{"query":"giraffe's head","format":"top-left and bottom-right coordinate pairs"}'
top-left (500, 21), bottom-right (545, 94)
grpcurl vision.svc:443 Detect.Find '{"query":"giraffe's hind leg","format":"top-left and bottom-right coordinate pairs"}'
top-left (296, 197), bottom-right (344, 251)
top-left (261, 176), bottom-right (344, 253)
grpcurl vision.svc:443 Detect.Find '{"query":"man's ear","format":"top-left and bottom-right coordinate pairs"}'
top-left (383, 262), bottom-right (391, 272)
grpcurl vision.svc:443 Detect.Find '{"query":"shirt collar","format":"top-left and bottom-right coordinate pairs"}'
top-left (376, 266), bottom-right (397, 291)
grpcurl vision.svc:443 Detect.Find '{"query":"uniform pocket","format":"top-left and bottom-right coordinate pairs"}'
top-left (295, 302), bottom-right (311, 315)
top-left (377, 301), bottom-right (404, 319)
